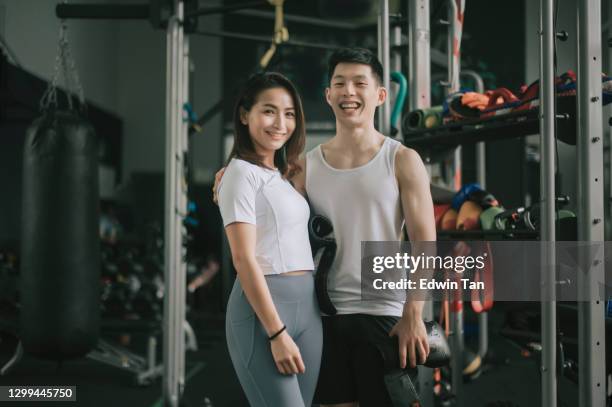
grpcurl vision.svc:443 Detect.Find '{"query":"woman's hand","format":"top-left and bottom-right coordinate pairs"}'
top-left (270, 331), bottom-right (306, 375)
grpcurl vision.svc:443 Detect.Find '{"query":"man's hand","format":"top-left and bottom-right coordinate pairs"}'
top-left (389, 315), bottom-right (430, 369)
top-left (212, 167), bottom-right (226, 205)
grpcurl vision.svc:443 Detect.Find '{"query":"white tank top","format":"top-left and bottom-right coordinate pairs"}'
top-left (306, 137), bottom-right (405, 316)
top-left (218, 158), bottom-right (314, 275)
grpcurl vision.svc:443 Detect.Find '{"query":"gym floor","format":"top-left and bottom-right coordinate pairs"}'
top-left (0, 304), bottom-right (542, 407)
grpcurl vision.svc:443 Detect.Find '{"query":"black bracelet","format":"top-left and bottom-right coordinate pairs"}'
top-left (268, 325), bottom-right (286, 341)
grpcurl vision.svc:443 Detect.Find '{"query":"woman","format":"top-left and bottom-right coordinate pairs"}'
top-left (217, 72), bottom-right (322, 407)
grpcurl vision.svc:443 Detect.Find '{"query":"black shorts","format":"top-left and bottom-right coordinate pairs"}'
top-left (313, 313), bottom-right (418, 407)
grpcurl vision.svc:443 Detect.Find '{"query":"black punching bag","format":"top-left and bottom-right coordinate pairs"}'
top-left (20, 110), bottom-right (100, 360)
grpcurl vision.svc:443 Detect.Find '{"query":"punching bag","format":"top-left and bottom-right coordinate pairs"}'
top-left (20, 109), bottom-right (100, 360)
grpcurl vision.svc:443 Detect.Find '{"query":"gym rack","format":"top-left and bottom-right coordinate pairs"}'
top-left (399, 1), bottom-right (608, 406)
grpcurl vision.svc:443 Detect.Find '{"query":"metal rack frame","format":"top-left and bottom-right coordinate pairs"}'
top-left (406, 1), bottom-right (435, 403)
top-left (402, 0), bottom-right (607, 406)
top-left (576, 0), bottom-right (606, 405)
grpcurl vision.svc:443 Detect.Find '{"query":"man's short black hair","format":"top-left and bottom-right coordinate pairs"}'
top-left (327, 47), bottom-right (384, 85)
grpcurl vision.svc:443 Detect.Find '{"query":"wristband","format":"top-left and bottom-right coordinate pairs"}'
top-left (268, 325), bottom-right (286, 341)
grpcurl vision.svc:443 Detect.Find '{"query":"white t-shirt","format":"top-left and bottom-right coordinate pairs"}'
top-left (218, 158), bottom-right (314, 275)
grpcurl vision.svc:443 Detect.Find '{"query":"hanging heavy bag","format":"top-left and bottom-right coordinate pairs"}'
top-left (20, 21), bottom-right (100, 360)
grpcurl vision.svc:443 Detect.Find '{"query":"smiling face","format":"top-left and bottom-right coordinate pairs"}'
top-left (240, 87), bottom-right (296, 159)
top-left (325, 62), bottom-right (386, 128)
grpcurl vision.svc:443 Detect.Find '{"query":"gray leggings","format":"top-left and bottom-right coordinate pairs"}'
top-left (226, 273), bottom-right (323, 407)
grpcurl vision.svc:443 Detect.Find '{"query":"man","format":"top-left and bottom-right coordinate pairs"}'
top-left (294, 48), bottom-right (434, 407)
top-left (216, 48), bottom-right (435, 406)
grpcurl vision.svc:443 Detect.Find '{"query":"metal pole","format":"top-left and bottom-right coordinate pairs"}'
top-left (231, 9), bottom-right (361, 30)
top-left (577, 0), bottom-right (606, 406)
top-left (194, 29), bottom-right (341, 51)
top-left (163, 1), bottom-right (187, 406)
top-left (463, 69), bottom-right (488, 360)
top-left (407, 1), bottom-right (433, 404)
top-left (178, 32), bottom-right (190, 396)
top-left (377, 11), bottom-right (383, 132)
top-left (462, 71), bottom-right (485, 187)
top-left (448, 0), bottom-right (462, 191)
top-left (607, 0), bottom-right (612, 242)
top-left (447, 1), bottom-right (460, 93)
top-left (447, 1), bottom-right (464, 405)
top-left (163, 11), bottom-right (178, 404)
top-left (55, 1), bottom-right (270, 20)
top-left (407, 0), bottom-right (431, 112)
top-left (378, 0), bottom-right (391, 136)
top-left (539, 0), bottom-right (556, 405)
top-left (391, 24), bottom-right (402, 140)
top-left (450, 301), bottom-right (464, 407)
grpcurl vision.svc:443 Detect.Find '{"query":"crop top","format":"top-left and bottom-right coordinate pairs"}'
top-left (218, 158), bottom-right (314, 275)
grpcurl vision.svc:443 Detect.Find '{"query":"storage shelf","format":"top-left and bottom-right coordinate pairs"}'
top-left (403, 95), bottom-right (576, 154)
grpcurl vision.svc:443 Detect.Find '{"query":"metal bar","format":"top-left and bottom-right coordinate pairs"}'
top-left (447, 0), bottom-right (459, 94)
top-left (193, 29), bottom-right (342, 51)
top-left (465, 71), bottom-right (486, 190)
top-left (607, 0), bottom-right (612, 243)
top-left (447, 0), bottom-right (462, 191)
top-left (391, 24), bottom-right (402, 140)
top-left (184, 1), bottom-right (268, 19)
top-left (475, 158), bottom-right (487, 360)
top-left (463, 69), bottom-right (489, 359)
top-left (148, 336), bottom-right (157, 369)
top-left (539, 0), bottom-right (556, 405)
top-left (184, 320), bottom-right (198, 351)
top-left (461, 69), bottom-right (484, 95)
top-left (163, 10), bottom-right (179, 406)
top-left (230, 9), bottom-right (361, 30)
top-left (379, 0), bottom-right (391, 136)
top-left (447, 1), bottom-right (463, 403)
top-left (408, 0), bottom-right (431, 111)
top-left (55, 3), bottom-right (149, 19)
top-left (178, 30), bottom-right (189, 397)
top-left (163, 1), bottom-right (186, 406)
top-left (577, 0), bottom-right (606, 406)
top-left (391, 23), bottom-right (402, 73)
top-left (453, 148), bottom-right (462, 190)
top-left (377, 11), bottom-right (383, 132)
top-left (407, 1), bottom-right (433, 404)
top-left (450, 302), bottom-right (464, 407)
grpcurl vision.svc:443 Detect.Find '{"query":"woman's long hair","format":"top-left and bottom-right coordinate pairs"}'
top-left (227, 72), bottom-right (305, 178)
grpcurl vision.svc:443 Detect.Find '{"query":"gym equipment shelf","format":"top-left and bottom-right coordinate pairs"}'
top-left (403, 95), bottom-right (576, 155)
